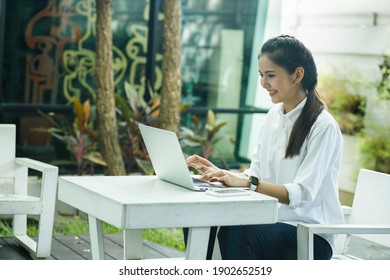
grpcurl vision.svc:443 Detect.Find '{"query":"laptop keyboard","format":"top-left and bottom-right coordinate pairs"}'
top-left (192, 177), bottom-right (222, 188)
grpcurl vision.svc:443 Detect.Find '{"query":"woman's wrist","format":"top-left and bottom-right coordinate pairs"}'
top-left (248, 176), bottom-right (261, 191)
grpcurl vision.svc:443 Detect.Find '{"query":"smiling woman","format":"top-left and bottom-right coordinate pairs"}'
top-left (258, 57), bottom-right (306, 114)
top-left (185, 35), bottom-right (344, 260)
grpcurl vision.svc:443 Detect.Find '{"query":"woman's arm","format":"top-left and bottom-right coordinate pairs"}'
top-left (253, 181), bottom-right (290, 204)
top-left (187, 154), bottom-right (290, 204)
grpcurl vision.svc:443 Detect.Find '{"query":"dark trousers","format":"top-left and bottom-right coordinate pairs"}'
top-left (217, 222), bottom-right (333, 260)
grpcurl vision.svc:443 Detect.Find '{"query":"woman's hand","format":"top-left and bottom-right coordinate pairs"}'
top-left (186, 154), bottom-right (249, 187)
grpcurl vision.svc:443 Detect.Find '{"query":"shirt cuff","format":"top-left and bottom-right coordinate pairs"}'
top-left (283, 182), bottom-right (302, 208)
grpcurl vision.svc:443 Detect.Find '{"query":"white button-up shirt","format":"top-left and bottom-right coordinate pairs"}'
top-left (244, 98), bottom-right (345, 249)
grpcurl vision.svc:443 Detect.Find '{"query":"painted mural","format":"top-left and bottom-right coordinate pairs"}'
top-left (23, 0), bottom-right (163, 104)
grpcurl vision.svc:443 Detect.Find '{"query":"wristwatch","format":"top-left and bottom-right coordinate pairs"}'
top-left (249, 176), bottom-right (260, 192)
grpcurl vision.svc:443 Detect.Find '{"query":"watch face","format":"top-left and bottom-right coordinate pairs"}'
top-left (250, 176), bottom-right (259, 186)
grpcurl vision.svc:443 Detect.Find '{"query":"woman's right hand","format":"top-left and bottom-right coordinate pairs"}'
top-left (186, 154), bottom-right (249, 187)
top-left (186, 154), bottom-right (219, 176)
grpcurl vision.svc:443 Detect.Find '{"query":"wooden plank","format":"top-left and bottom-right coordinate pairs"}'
top-left (79, 234), bottom-right (124, 260)
top-left (3, 234), bottom-right (389, 260)
top-left (0, 237), bottom-right (30, 260)
top-left (1, 234), bottom-right (185, 260)
top-left (52, 235), bottom-right (93, 260)
top-left (48, 236), bottom-right (86, 260)
top-left (105, 233), bottom-right (185, 259)
top-left (143, 239), bottom-right (185, 259)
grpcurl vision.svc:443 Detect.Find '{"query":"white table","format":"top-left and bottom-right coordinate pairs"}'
top-left (58, 175), bottom-right (278, 260)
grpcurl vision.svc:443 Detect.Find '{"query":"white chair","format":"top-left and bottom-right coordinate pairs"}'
top-left (297, 168), bottom-right (390, 260)
top-left (0, 124), bottom-right (58, 259)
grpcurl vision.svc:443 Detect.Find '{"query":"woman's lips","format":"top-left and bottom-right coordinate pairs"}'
top-left (269, 90), bottom-right (277, 97)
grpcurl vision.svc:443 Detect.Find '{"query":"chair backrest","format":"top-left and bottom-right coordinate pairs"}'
top-left (349, 168), bottom-right (390, 247)
top-left (0, 124), bottom-right (16, 178)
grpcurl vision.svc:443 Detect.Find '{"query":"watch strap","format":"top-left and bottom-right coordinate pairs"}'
top-left (249, 183), bottom-right (257, 191)
top-left (249, 176), bottom-right (260, 192)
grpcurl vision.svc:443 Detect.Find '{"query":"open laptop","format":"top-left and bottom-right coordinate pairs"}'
top-left (139, 123), bottom-right (223, 191)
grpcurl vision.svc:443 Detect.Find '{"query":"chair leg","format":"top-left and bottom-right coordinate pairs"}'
top-left (297, 224), bottom-right (314, 260)
top-left (35, 167), bottom-right (58, 258)
top-left (13, 204), bottom-right (56, 258)
top-left (13, 214), bottom-right (27, 236)
top-left (35, 209), bottom-right (55, 258)
top-left (13, 214), bottom-right (39, 258)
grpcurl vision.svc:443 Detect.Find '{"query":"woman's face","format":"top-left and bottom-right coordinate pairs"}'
top-left (258, 54), bottom-right (305, 112)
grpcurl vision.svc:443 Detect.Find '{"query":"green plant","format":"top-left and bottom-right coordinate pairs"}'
top-left (318, 72), bottom-right (366, 135)
top-left (55, 215), bottom-right (185, 251)
top-left (359, 55), bottom-right (390, 174)
top-left (115, 82), bottom-right (193, 174)
top-left (142, 228), bottom-right (185, 251)
top-left (0, 219), bottom-right (40, 237)
top-left (0, 217), bottom-right (185, 251)
top-left (179, 109), bottom-right (229, 160)
top-left (360, 132), bottom-right (390, 174)
top-left (35, 97), bottom-right (105, 175)
top-left (115, 82), bottom-right (161, 174)
top-left (0, 220), bottom-right (13, 236)
top-left (53, 215), bottom-right (121, 235)
top-left (378, 54), bottom-right (390, 100)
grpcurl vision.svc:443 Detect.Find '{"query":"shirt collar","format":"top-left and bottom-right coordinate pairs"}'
top-left (277, 98), bottom-right (307, 121)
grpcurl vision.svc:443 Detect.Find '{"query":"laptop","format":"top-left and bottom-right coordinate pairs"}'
top-left (139, 123), bottom-right (224, 191)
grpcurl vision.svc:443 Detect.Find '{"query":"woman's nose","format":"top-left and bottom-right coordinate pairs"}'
top-left (260, 77), bottom-right (267, 89)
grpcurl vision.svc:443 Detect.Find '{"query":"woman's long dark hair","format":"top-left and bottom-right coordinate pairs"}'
top-left (259, 35), bottom-right (325, 158)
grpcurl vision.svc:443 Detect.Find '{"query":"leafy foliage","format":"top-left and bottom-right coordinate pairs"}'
top-left (318, 72), bottom-right (366, 135)
top-left (378, 55), bottom-right (390, 100)
top-left (34, 82), bottom-right (231, 176)
top-left (359, 55), bottom-right (390, 174)
top-left (115, 82), bottom-right (161, 174)
top-left (0, 217), bottom-right (185, 251)
top-left (179, 109), bottom-right (228, 159)
top-left (360, 132), bottom-right (390, 174)
top-left (35, 97), bottom-right (105, 175)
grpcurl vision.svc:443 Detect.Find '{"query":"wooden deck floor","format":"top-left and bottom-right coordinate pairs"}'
top-left (0, 234), bottom-right (185, 260)
top-left (2, 233), bottom-right (390, 260)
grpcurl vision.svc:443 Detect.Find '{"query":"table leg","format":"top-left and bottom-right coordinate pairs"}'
top-left (185, 227), bottom-right (211, 260)
top-left (88, 215), bottom-right (105, 260)
top-left (123, 229), bottom-right (143, 259)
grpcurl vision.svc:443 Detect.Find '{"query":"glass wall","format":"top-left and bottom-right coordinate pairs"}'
top-left (0, 0), bottom-right (268, 167)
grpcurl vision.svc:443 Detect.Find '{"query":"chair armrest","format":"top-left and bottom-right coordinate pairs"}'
top-left (341, 205), bottom-right (352, 214)
top-left (341, 205), bottom-right (352, 222)
top-left (14, 158), bottom-right (58, 197)
top-left (341, 205), bottom-right (352, 216)
top-left (297, 223), bottom-right (390, 260)
top-left (15, 157), bottom-right (58, 173)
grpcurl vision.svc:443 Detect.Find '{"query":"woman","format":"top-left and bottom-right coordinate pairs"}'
top-left (186, 35), bottom-right (344, 260)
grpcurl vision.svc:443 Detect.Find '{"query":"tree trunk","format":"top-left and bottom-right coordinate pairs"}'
top-left (159, 0), bottom-right (182, 133)
top-left (95, 0), bottom-right (126, 175)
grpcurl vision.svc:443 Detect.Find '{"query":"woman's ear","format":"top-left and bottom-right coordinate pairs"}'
top-left (293, 67), bottom-right (305, 84)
